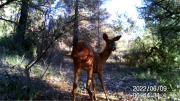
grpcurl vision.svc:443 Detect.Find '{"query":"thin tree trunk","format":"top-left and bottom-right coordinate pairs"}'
top-left (72, 0), bottom-right (79, 51)
top-left (97, 0), bottom-right (101, 52)
top-left (14, 0), bottom-right (29, 44)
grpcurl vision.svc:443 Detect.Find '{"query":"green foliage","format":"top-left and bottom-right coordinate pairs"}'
top-left (0, 74), bottom-right (38, 100)
top-left (123, 27), bottom-right (180, 91)
top-left (78, 82), bottom-right (83, 93)
top-left (123, 32), bottom-right (153, 67)
top-left (132, 0), bottom-right (180, 92)
top-left (0, 33), bottom-right (36, 56)
top-left (158, 71), bottom-right (179, 91)
top-left (112, 13), bottom-right (138, 34)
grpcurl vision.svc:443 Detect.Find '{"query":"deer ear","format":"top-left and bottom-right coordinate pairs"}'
top-left (103, 33), bottom-right (108, 41)
top-left (113, 35), bottom-right (121, 41)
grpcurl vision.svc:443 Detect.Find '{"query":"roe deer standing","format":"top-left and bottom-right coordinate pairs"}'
top-left (72, 33), bottom-right (121, 101)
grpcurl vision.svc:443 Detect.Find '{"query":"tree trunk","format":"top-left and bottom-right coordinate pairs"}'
top-left (14, 0), bottom-right (29, 44)
top-left (97, 0), bottom-right (101, 52)
top-left (72, 0), bottom-right (79, 51)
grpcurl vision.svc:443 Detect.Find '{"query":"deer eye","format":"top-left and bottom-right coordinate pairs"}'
top-left (108, 42), bottom-right (111, 45)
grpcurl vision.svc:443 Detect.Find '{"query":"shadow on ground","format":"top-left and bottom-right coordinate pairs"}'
top-left (0, 50), bottom-right (159, 100)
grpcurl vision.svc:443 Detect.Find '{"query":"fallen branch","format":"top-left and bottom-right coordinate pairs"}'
top-left (4, 70), bottom-right (16, 83)
top-left (25, 20), bottom-right (72, 70)
top-left (22, 19), bottom-right (73, 99)
top-left (38, 48), bottom-right (54, 80)
top-left (38, 60), bottom-right (49, 80)
top-left (26, 32), bottom-right (63, 70)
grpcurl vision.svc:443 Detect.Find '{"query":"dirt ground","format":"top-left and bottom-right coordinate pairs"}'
top-left (32, 54), bottom-right (159, 101)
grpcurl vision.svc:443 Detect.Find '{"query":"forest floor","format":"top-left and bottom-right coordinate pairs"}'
top-left (0, 52), bottom-right (167, 100)
top-left (33, 54), bottom-right (161, 101)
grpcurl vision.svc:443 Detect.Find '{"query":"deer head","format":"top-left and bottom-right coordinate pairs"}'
top-left (103, 33), bottom-right (121, 51)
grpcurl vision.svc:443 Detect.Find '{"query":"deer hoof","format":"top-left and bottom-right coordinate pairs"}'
top-left (93, 96), bottom-right (97, 100)
top-left (106, 99), bottom-right (109, 101)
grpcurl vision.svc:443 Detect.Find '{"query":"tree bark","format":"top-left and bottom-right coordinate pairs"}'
top-left (72, 0), bottom-right (79, 51)
top-left (14, 0), bottom-right (29, 44)
top-left (97, 0), bottom-right (101, 51)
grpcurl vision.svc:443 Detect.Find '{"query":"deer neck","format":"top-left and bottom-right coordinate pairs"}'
top-left (99, 46), bottom-right (112, 62)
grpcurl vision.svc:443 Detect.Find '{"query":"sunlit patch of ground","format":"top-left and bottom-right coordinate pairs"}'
top-left (0, 53), bottom-right (176, 100)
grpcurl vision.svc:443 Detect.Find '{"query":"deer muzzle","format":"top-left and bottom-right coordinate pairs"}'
top-left (112, 47), bottom-right (116, 51)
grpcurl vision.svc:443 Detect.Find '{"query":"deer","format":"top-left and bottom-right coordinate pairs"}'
top-left (72, 33), bottom-right (121, 101)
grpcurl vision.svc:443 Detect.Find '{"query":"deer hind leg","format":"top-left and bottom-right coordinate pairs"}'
top-left (98, 72), bottom-right (108, 101)
top-left (72, 66), bottom-right (81, 101)
top-left (86, 67), bottom-right (94, 101)
top-left (92, 74), bottom-right (97, 100)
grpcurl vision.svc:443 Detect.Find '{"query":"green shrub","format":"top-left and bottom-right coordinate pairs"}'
top-left (0, 33), bottom-right (36, 56)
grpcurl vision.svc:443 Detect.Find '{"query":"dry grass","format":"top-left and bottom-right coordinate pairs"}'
top-left (0, 42), bottom-right (176, 100)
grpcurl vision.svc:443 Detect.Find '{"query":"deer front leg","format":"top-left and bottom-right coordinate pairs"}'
top-left (98, 72), bottom-right (108, 101)
top-left (86, 68), bottom-right (94, 101)
top-left (72, 67), bottom-right (81, 101)
top-left (92, 74), bottom-right (97, 100)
